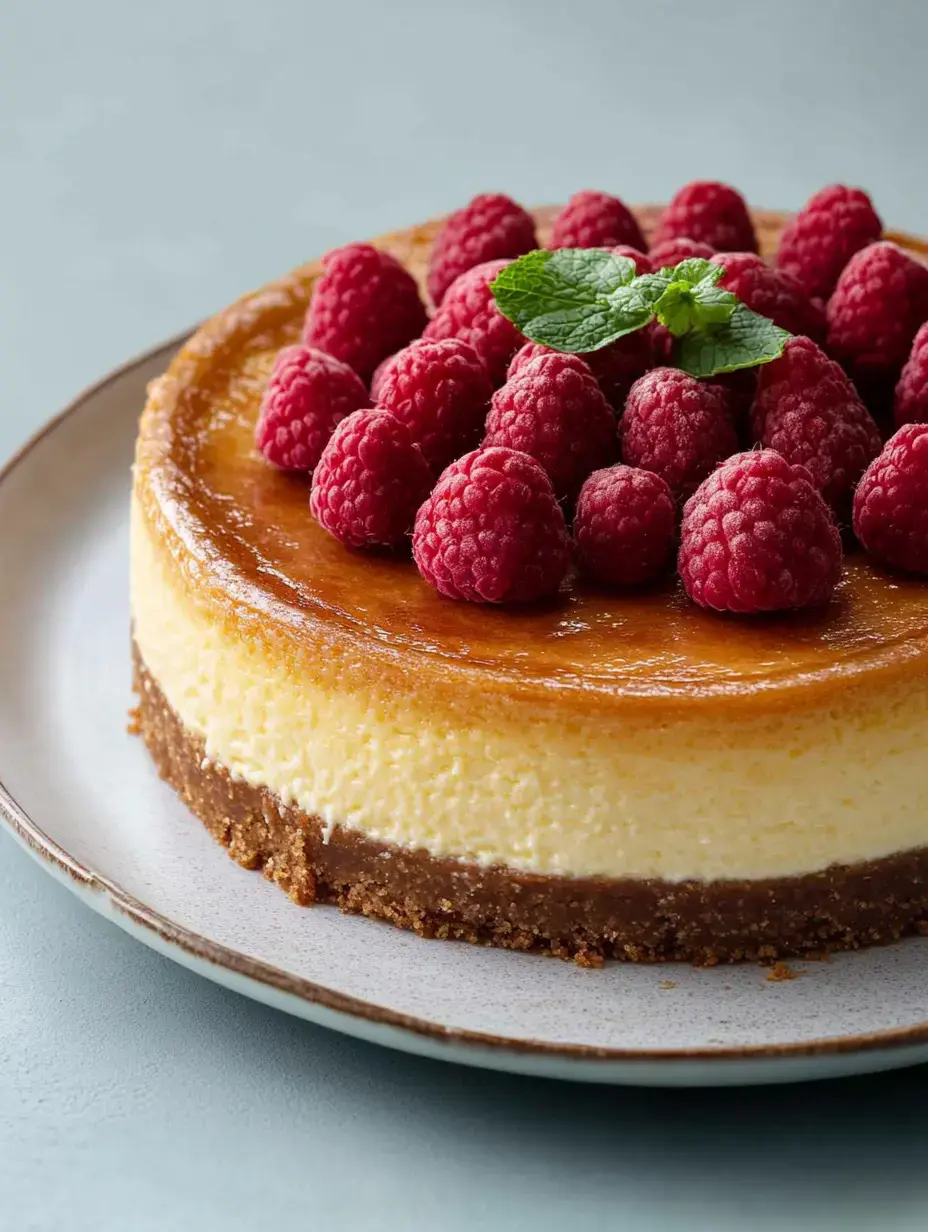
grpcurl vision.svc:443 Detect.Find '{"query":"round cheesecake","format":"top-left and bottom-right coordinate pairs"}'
top-left (131, 206), bottom-right (928, 964)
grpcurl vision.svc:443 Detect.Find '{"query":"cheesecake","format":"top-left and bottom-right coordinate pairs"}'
top-left (131, 205), bottom-right (928, 964)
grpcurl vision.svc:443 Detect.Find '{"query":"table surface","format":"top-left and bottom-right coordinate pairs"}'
top-left (3, 1), bottom-right (928, 1227)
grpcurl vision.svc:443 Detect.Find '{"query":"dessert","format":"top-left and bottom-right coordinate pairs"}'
top-left (132, 197), bottom-right (928, 965)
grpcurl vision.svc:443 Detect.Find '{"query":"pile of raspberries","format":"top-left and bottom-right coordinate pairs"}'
top-left (255, 182), bottom-right (928, 614)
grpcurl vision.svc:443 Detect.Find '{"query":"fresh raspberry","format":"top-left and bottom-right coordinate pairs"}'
top-left (647, 328), bottom-right (758, 428)
top-left (550, 191), bottom-right (646, 252)
top-left (310, 410), bottom-right (432, 549)
top-left (423, 259), bottom-right (524, 387)
top-left (653, 182), bottom-right (757, 254)
top-left (427, 193), bottom-right (536, 306)
top-left (711, 252), bottom-right (826, 342)
top-left (776, 185), bottom-right (882, 300)
top-left (303, 244), bottom-right (428, 383)
top-left (412, 446), bottom-right (571, 603)
top-left (255, 345), bottom-right (371, 471)
top-left (827, 242), bottom-right (928, 382)
top-left (373, 338), bottom-right (491, 472)
top-left (620, 368), bottom-right (738, 498)
top-left (853, 424), bottom-right (928, 574)
top-left (611, 245), bottom-right (653, 274)
top-left (573, 465), bottom-right (676, 586)
top-left (507, 332), bottom-right (653, 414)
top-left (679, 450), bottom-right (842, 612)
top-left (750, 336), bottom-right (881, 510)
top-left (894, 322), bottom-right (928, 428)
top-left (506, 342), bottom-right (590, 382)
top-left (483, 352), bottom-right (616, 502)
top-left (648, 237), bottom-right (716, 269)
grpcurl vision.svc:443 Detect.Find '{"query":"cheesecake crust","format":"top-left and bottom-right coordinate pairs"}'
top-left (135, 646), bottom-right (928, 966)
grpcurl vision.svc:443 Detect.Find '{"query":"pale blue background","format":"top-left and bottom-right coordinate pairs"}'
top-left (3, 1), bottom-right (928, 1227)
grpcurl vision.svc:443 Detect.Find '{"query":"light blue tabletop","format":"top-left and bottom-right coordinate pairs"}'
top-left (2, 2), bottom-right (928, 1227)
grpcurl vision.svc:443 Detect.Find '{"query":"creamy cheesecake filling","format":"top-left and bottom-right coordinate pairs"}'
top-left (131, 495), bottom-right (928, 883)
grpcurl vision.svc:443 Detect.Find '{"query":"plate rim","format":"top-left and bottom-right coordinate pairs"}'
top-left (3, 332), bottom-right (928, 1069)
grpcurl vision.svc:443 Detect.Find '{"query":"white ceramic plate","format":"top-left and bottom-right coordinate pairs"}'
top-left (3, 337), bottom-right (928, 1088)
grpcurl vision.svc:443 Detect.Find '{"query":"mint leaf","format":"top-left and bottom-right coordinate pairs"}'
top-left (652, 258), bottom-right (735, 336)
top-left (616, 272), bottom-right (669, 313)
top-left (688, 283), bottom-right (738, 328)
top-left (668, 258), bottom-right (723, 286)
top-left (490, 249), bottom-right (653, 353)
top-left (545, 247), bottom-right (639, 294)
top-left (653, 283), bottom-right (697, 337)
top-left (653, 279), bottom-right (736, 337)
top-left (674, 303), bottom-right (790, 377)
top-left (492, 248), bottom-right (787, 374)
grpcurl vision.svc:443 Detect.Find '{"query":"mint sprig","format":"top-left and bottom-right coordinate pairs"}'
top-left (652, 260), bottom-right (737, 336)
top-left (489, 249), bottom-right (654, 352)
top-left (490, 251), bottom-right (790, 378)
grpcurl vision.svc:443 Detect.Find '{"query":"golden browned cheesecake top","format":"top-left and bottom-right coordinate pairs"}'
top-left (135, 206), bottom-right (928, 710)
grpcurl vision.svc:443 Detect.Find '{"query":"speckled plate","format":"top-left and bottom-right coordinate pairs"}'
top-left (2, 337), bottom-right (928, 1087)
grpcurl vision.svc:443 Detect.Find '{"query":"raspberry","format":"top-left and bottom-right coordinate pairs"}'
top-left (303, 244), bottom-right (428, 383)
top-left (611, 245), bottom-right (653, 274)
top-left (550, 191), bottom-right (646, 252)
top-left (894, 322), bottom-right (928, 428)
top-left (310, 410), bottom-right (432, 549)
top-left (776, 185), bottom-right (882, 300)
top-left (374, 338), bottom-right (492, 472)
top-left (620, 368), bottom-right (738, 498)
top-left (412, 446), bottom-right (571, 603)
top-left (574, 465), bottom-right (676, 586)
top-left (653, 182), bottom-right (757, 254)
top-left (853, 424), bottom-right (928, 574)
top-left (506, 342), bottom-right (590, 382)
top-left (679, 450), bottom-right (842, 613)
top-left (423, 259), bottom-right (524, 387)
top-left (711, 252), bottom-right (827, 342)
top-left (255, 345), bottom-right (371, 471)
top-left (507, 333), bottom-right (653, 414)
top-left (427, 193), bottom-right (536, 306)
top-left (751, 336), bottom-right (881, 510)
top-left (648, 237), bottom-right (716, 270)
top-left (647, 333), bottom-right (758, 428)
top-left (483, 352), bottom-right (616, 502)
top-left (827, 242), bottom-right (928, 382)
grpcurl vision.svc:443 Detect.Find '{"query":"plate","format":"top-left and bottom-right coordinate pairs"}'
top-left (2, 337), bottom-right (928, 1088)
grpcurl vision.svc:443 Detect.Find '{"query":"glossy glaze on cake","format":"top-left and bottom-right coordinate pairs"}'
top-left (131, 206), bottom-right (928, 962)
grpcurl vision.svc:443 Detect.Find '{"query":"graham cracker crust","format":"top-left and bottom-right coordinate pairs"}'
top-left (134, 645), bottom-right (928, 966)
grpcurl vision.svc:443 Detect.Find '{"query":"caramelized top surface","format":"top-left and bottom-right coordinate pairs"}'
top-left (136, 206), bottom-right (928, 708)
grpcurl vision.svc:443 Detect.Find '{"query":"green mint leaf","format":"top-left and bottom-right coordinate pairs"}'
top-left (546, 247), bottom-right (638, 294)
top-left (673, 303), bottom-right (790, 377)
top-left (652, 259), bottom-right (735, 335)
top-left (689, 283), bottom-right (737, 329)
top-left (653, 281), bottom-right (735, 337)
top-left (653, 283), bottom-right (697, 337)
top-left (490, 249), bottom-right (653, 353)
top-left (668, 258), bottom-right (723, 286)
top-left (619, 272), bottom-right (669, 312)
